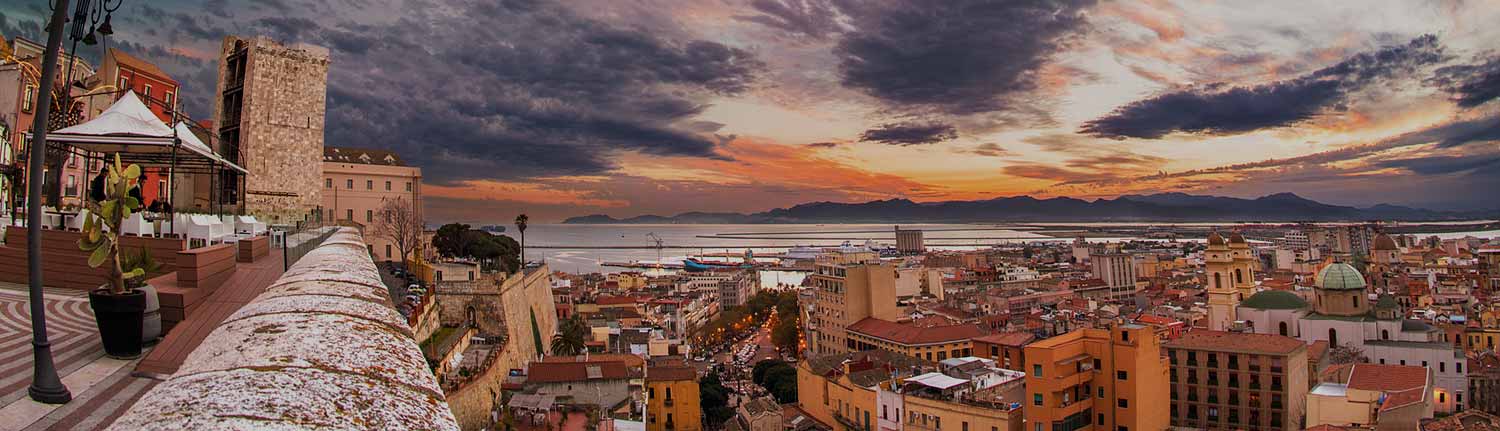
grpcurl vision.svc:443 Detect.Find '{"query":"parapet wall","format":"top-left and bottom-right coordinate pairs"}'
top-left (109, 227), bottom-right (460, 430)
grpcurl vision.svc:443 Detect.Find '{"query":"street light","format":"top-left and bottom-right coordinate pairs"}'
top-left (25, 0), bottom-right (122, 405)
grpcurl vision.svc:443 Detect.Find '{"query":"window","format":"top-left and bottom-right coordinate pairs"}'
top-left (1328, 328), bottom-right (1338, 346)
top-left (164, 92), bottom-right (174, 109)
top-left (366, 180), bottom-right (373, 190)
top-left (1032, 365), bottom-right (1042, 377)
top-left (143, 84), bottom-right (152, 99)
top-left (1117, 398), bottom-right (1128, 408)
top-left (157, 180), bottom-right (166, 199)
top-left (1353, 296), bottom-right (1359, 308)
top-left (346, 179), bottom-right (354, 189)
top-left (1097, 414), bottom-right (1104, 425)
top-left (22, 85), bottom-right (35, 112)
top-left (1098, 387), bottom-right (1104, 398)
top-left (346, 209), bottom-right (353, 220)
top-left (1278, 321), bottom-right (1288, 336)
top-left (325, 178), bottom-right (333, 188)
top-left (366, 210), bottom-right (373, 222)
top-left (405, 182), bottom-right (412, 192)
top-left (385, 180), bottom-right (392, 191)
top-left (1117, 370), bottom-right (1128, 380)
top-left (1094, 359), bottom-right (1102, 370)
top-left (119, 77), bottom-right (128, 90)
top-left (1032, 393), bottom-right (1042, 406)
top-left (385, 244), bottom-right (391, 258)
top-left (1459, 362), bottom-right (1464, 373)
top-left (1121, 330), bottom-right (1130, 342)
top-left (65, 175), bottom-right (77, 196)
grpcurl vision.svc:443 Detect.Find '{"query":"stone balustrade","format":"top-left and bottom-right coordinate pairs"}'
top-left (109, 227), bottom-right (460, 430)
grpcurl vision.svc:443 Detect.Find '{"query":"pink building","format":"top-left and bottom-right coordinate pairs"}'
top-left (321, 147), bottom-right (422, 261)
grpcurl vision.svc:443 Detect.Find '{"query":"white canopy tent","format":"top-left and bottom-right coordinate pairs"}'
top-left (35, 91), bottom-right (246, 175)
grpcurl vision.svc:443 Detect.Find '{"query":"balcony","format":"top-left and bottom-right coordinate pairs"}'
top-left (665, 398), bottom-right (674, 406)
top-left (1054, 396), bottom-right (1091, 417)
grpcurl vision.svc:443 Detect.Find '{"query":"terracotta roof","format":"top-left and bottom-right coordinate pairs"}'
top-left (539, 354), bottom-right (645, 369)
top-left (847, 318), bottom-right (987, 346)
top-left (323, 146), bottom-right (407, 166)
top-left (1164, 330), bottom-right (1307, 355)
top-left (647, 365), bottom-right (698, 382)
top-left (1307, 340), bottom-right (1330, 362)
top-left (108, 48), bottom-right (177, 84)
top-left (972, 332), bottom-right (1035, 347)
top-left (1134, 314), bottom-right (1178, 326)
top-left (1421, 409), bottom-right (1500, 431)
top-left (1381, 387), bottom-right (1427, 412)
top-left (1346, 363), bottom-right (1429, 392)
top-left (527, 361), bottom-right (631, 383)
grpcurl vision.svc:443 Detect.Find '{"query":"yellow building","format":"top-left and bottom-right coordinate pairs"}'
top-left (808, 252), bottom-right (900, 356)
top-left (1023, 324), bottom-right (1169, 431)
top-left (647, 365), bottom-right (702, 431)
top-left (1205, 232), bottom-right (1256, 331)
top-left (846, 318), bottom-right (987, 362)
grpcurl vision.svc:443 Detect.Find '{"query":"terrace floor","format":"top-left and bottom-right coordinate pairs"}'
top-left (0, 247), bottom-right (286, 430)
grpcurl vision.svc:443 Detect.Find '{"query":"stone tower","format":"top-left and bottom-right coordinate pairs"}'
top-left (1205, 231), bottom-right (1257, 330)
top-left (212, 35), bottom-right (329, 224)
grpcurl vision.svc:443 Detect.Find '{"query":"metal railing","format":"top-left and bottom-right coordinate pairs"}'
top-left (280, 209), bottom-right (337, 270)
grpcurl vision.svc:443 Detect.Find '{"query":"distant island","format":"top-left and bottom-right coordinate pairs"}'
top-left (564, 192), bottom-right (1494, 224)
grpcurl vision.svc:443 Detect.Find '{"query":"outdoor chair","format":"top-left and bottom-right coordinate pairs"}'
top-left (121, 212), bottom-right (154, 237)
top-left (235, 215), bottom-right (267, 236)
top-left (65, 209), bottom-right (91, 231)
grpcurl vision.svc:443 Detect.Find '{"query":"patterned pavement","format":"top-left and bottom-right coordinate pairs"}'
top-left (0, 284), bottom-right (159, 431)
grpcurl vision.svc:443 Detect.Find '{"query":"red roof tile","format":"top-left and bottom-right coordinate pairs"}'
top-left (1380, 387), bottom-right (1427, 412)
top-left (1163, 330), bottom-right (1307, 355)
top-left (972, 332), bottom-right (1036, 347)
top-left (646, 366), bottom-right (698, 382)
top-left (1346, 363), bottom-right (1429, 392)
top-left (848, 318), bottom-right (987, 346)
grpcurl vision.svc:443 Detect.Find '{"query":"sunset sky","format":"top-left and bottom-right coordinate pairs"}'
top-left (4, 0), bottom-right (1498, 222)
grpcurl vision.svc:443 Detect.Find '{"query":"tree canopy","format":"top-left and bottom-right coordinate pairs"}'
top-left (431, 223), bottom-right (521, 273)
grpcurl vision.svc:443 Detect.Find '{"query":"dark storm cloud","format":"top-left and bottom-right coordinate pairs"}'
top-left (805, 142), bottom-right (842, 149)
top-left (859, 121), bottom-right (958, 146)
top-left (735, 0), bottom-right (845, 40)
top-left (834, 0), bottom-right (1096, 116)
top-left (295, 0), bottom-right (762, 183)
top-left (1430, 55), bottom-right (1500, 108)
top-left (1081, 35), bottom-right (1447, 139)
top-left (1377, 153), bottom-right (1500, 175)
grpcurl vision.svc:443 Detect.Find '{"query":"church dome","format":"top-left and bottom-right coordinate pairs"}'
top-left (1228, 232), bottom-right (1247, 244)
top-left (1317, 263), bottom-right (1367, 291)
top-left (1241, 290), bottom-right (1308, 310)
top-left (1207, 232), bottom-right (1226, 246)
top-left (1373, 234), bottom-right (1397, 251)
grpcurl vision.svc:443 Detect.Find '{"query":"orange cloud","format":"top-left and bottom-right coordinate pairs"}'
top-left (424, 178), bottom-right (631, 208)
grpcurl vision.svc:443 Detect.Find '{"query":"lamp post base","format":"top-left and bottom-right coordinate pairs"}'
top-left (28, 383), bottom-right (72, 404)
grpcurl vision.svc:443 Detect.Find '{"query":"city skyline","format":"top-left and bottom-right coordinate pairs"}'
top-left (3, 0), bottom-right (1498, 222)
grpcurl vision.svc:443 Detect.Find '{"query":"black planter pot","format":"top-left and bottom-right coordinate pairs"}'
top-left (88, 288), bottom-right (147, 359)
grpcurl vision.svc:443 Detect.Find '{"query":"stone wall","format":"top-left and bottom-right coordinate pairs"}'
top-left (109, 228), bottom-right (459, 430)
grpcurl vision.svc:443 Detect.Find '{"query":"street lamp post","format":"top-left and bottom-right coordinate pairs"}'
top-left (27, 0), bottom-right (122, 405)
top-left (25, 0), bottom-right (76, 405)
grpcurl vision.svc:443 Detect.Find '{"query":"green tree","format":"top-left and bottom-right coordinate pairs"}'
top-left (699, 373), bottom-right (734, 427)
top-left (515, 213), bottom-right (529, 263)
top-left (431, 223), bottom-right (521, 273)
top-left (751, 360), bottom-right (798, 404)
top-left (551, 314), bottom-right (589, 356)
top-left (772, 315), bottom-right (800, 357)
top-left (432, 223), bottom-right (473, 259)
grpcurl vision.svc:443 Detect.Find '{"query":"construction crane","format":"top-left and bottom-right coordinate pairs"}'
top-left (646, 232), bottom-right (664, 268)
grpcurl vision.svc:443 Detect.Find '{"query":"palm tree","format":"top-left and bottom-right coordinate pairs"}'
top-left (550, 314), bottom-right (588, 356)
top-left (515, 213), bottom-right (529, 265)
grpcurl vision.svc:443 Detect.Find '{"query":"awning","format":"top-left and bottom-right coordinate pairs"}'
top-left (905, 372), bottom-right (968, 390)
top-left (29, 91), bottom-right (247, 174)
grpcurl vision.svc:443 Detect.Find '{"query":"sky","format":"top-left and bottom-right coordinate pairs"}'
top-left (3, 0), bottom-right (1499, 222)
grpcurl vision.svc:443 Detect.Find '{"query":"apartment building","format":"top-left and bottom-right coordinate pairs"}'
top-left (1164, 330), bottom-right (1309, 430)
top-left (717, 269), bottom-right (758, 307)
top-left (321, 146), bottom-right (422, 261)
top-left (1022, 324), bottom-right (1169, 431)
top-left (796, 351), bottom-right (1024, 431)
top-left (1089, 250), bottom-right (1136, 301)
top-left (846, 318), bottom-right (987, 362)
top-left (972, 332), bottom-right (1036, 372)
top-left (808, 251), bottom-right (900, 356)
top-left (646, 364), bottom-right (702, 431)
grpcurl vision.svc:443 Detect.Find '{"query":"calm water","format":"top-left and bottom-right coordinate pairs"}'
top-left (519, 223), bottom-right (1500, 280)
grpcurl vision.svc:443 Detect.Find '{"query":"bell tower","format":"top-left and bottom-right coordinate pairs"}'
top-left (1227, 232), bottom-right (1257, 298)
top-left (1205, 231), bottom-right (1240, 331)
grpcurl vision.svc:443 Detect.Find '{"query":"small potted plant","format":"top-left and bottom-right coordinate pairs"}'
top-left (78, 154), bottom-right (150, 359)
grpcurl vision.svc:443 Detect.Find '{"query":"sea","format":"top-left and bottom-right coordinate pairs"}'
top-left (519, 222), bottom-right (1500, 287)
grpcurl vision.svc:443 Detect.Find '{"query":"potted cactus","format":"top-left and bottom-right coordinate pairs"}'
top-left (78, 154), bottom-right (151, 358)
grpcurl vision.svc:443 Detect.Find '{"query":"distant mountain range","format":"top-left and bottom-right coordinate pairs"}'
top-left (563, 193), bottom-right (1492, 224)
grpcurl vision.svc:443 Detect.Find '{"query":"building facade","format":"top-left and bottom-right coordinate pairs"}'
top-left (213, 35), bottom-right (329, 223)
top-left (1089, 250), bottom-right (1136, 301)
top-left (647, 365), bottom-right (702, 431)
top-left (1023, 325), bottom-right (1170, 431)
top-left (896, 226), bottom-right (925, 254)
top-left (808, 252), bottom-right (899, 356)
top-left (845, 318), bottom-right (986, 362)
top-left (1205, 232), bottom-right (1257, 331)
top-left (716, 269), bottom-right (758, 308)
top-left (1165, 330), bottom-right (1309, 430)
top-left (321, 146), bottom-right (422, 261)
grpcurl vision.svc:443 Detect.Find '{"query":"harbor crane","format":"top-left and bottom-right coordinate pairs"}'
top-left (646, 232), bottom-right (664, 268)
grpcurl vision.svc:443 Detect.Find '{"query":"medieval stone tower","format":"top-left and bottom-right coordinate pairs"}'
top-left (212, 35), bottom-right (329, 224)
